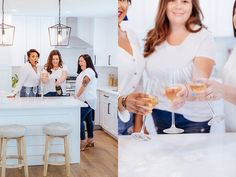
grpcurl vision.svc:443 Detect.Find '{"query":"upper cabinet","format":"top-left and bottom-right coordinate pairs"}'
top-left (93, 16), bottom-right (117, 67)
top-left (11, 16), bottom-right (55, 66)
top-left (200, 0), bottom-right (235, 37)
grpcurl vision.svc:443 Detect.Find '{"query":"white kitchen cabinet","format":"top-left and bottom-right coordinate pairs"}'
top-left (11, 16), bottom-right (27, 66)
top-left (94, 90), bottom-right (100, 125)
top-left (99, 91), bottom-right (118, 139)
top-left (11, 16), bottom-right (55, 66)
top-left (93, 16), bottom-right (117, 66)
top-left (200, 0), bottom-right (235, 37)
top-left (39, 17), bottom-right (55, 65)
top-left (0, 66), bottom-right (12, 92)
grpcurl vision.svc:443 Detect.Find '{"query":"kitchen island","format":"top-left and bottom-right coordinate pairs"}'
top-left (119, 133), bottom-right (236, 177)
top-left (0, 97), bottom-right (87, 165)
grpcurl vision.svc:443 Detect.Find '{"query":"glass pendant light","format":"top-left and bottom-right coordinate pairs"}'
top-left (48, 0), bottom-right (71, 46)
top-left (0, 0), bottom-right (15, 46)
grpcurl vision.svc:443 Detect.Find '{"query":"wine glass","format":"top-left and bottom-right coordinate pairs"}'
top-left (189, 79), bottom-right (223, 126)
top-left (25, 87), bottom-right (31, 97)
top-left (132, 79), bottom-right (158, 141)
top-left (163, 70), bottom-right (184, 134)
top-left (33, 86), bottom-right (38, 97)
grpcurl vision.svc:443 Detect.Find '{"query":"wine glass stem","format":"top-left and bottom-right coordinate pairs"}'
top-left (141, 115), bottom-right (147, 133)
top-left (171, 111), bottom-right (176, 128)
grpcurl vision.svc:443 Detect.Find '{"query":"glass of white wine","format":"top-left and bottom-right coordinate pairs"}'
top-left (163, 70), bottom-right (184, 134)
top-left (132, 80), bottom-right (158, 141)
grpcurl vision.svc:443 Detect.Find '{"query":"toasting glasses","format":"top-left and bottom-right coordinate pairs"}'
top-left (132, 80), bottom-right (158, 141)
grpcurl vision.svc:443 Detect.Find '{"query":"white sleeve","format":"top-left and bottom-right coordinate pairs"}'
top-left (118, 109), bottom-right (131, 123)
top-left (195, 31), bottom-right (216, 62)
top-left (13, 64), bottom-right (29, 95)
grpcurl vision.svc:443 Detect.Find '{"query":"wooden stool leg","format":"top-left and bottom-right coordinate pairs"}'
top-left (64, 136), bottom-right (70, 177)
top-left (21, 137), bottom-right (29, 177)
top-left (17, 138), bottom-right (22, 169)
top-left (43, 135), bottom-right (50, 177)
top-left (0, 137), bottom-right (2, 165)
top-left (1, 138), bottom-right (7, 177)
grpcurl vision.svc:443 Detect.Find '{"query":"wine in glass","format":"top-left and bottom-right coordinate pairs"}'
top-left (163, 71), bottom-right (184, 134)
top-left (189, 79), bottom-right (222, 126)
top-left (132, 80), bottom-right (158, 141)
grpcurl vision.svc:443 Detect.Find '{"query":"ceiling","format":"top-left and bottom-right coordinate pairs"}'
top-left (2, 0), bottom-right (116, 17)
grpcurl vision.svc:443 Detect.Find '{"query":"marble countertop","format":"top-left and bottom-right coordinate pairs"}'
top-left (0, 97), bottom-right (88, 110)
top-left (119, 133), bottom-right (236, 177)
top-left (97, 86), bottom-right (118, 95)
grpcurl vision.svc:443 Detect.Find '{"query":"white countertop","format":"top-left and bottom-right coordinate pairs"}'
top-left (0, 97), bottom-right (88, 110)
top-left (119, 133), bottom-right (236, 177)
top-left (97, 86), bottom-right (118, 95)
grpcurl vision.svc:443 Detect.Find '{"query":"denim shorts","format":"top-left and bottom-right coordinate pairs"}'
top-left (152, 109), bottom-right (210, 134)
top-left (118, 113), bottom-right (134, 135)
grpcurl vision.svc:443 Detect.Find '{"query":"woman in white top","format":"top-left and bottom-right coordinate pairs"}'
top-left (118, 0), bottom-right (152, 135)
top-left (143, 0), bottom-right (216, 134)
top-left (12, 49), bottom-right (41, 97)
top-left (75, 54), bottom-right (97, 150)
top-left (199, 0), bottom-right (236, 132)
top-left (41, 50), bottom-right (68, 96)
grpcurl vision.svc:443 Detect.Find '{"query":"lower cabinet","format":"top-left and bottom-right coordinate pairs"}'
top-left (99, 91), bottom-right (118, 139)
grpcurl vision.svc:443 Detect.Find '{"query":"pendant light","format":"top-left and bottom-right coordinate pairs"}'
top-left (0, 0), bottom-right (15, 46)
top-left (48, 0), bottom-right (71, 46)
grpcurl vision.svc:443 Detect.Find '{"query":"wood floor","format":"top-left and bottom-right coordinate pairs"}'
top-left (5, 130), bottom-right (118, 177)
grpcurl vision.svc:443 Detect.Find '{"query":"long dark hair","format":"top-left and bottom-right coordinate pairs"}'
top-left (45, 50), bottom-right (63, 74)
top-left (144, 0), bottom-right (204, 58)
top-left (77, 54), bottom-right (98, 78)
top-left (233, 0), bottom-right (236, 37)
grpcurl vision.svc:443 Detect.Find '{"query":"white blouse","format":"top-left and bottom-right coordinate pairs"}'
top-left (43, 65), bottom-right (68, 95)
top-left (146, 28), bottom-right (217, 122)
top-left (75, 68), bottom-right (97, 110)
top-left (13, 62), bottom-right (40, 95)
top-left (118, 27), bottom-right (145, 122)
top-left (222, 45), bottom-right (236, 132)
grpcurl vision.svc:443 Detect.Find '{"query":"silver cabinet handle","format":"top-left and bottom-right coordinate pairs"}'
top-left (104, 95), bottom-right (109, 98)
top-left (94, 55), bottom-right (96, 65)
top-left (108, 103), bottom-right (110, 114)
top-left (108, 55), bottom-right (111, 65)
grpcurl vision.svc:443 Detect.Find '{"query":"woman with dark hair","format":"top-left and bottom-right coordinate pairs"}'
top-left (117, 0), bottom-right (153, 135)
top-left (41, 50), bottom-right (68, 96)
top-left (142, 0), bottom-right (217, 134)
top-left (75, 54), bottom-right (97, 151)
top-left (198, 0), bottom-right (236, 132)
top-left (11, 49), bottom-right (41, 97)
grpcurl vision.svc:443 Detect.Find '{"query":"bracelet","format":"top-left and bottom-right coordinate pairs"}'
top-left (121, 96), bottom-right (128, 109)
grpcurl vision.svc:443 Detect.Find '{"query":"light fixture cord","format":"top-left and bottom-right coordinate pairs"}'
top-left (58, 0), bottom-right (61, 25)
top-left (2, 0), bottom-right (4, 26)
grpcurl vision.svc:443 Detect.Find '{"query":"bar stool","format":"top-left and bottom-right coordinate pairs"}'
top-left (0, 124), bottom-right (28, 177)
top-left (43, 122), bottom-right (72, 177)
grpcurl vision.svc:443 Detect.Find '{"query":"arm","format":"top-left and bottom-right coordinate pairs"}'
top-left (133, 114), bottom-right (143, 132)
top-left (55, 70), bottom-right (68, 86)
top-left (223, 84), bottom-right (236, 104)
top-left (76, 76), bottom-right (90, 98)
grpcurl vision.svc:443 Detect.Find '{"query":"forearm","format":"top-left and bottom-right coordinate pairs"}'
top-left (133, 114), bottom-right (143, 132)
top-left (76, 86), bottom-right (85, 98)
top-left (223, 84), bottom-right (236, 105)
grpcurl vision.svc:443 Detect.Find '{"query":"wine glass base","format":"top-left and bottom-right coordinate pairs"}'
top-left (208, 116), bottom-right (224, 126)
top-left (131, 132), bottom-right (151, 141)
top-left (163, 127), bottom-right (184, 134)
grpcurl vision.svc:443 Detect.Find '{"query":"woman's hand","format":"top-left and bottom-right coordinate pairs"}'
top-left (118, 92), bottom-right (154, 115)
top-left (171, 84), bottom-right (188, 110)
top-left (196, 79), bottom-right (224, 101)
